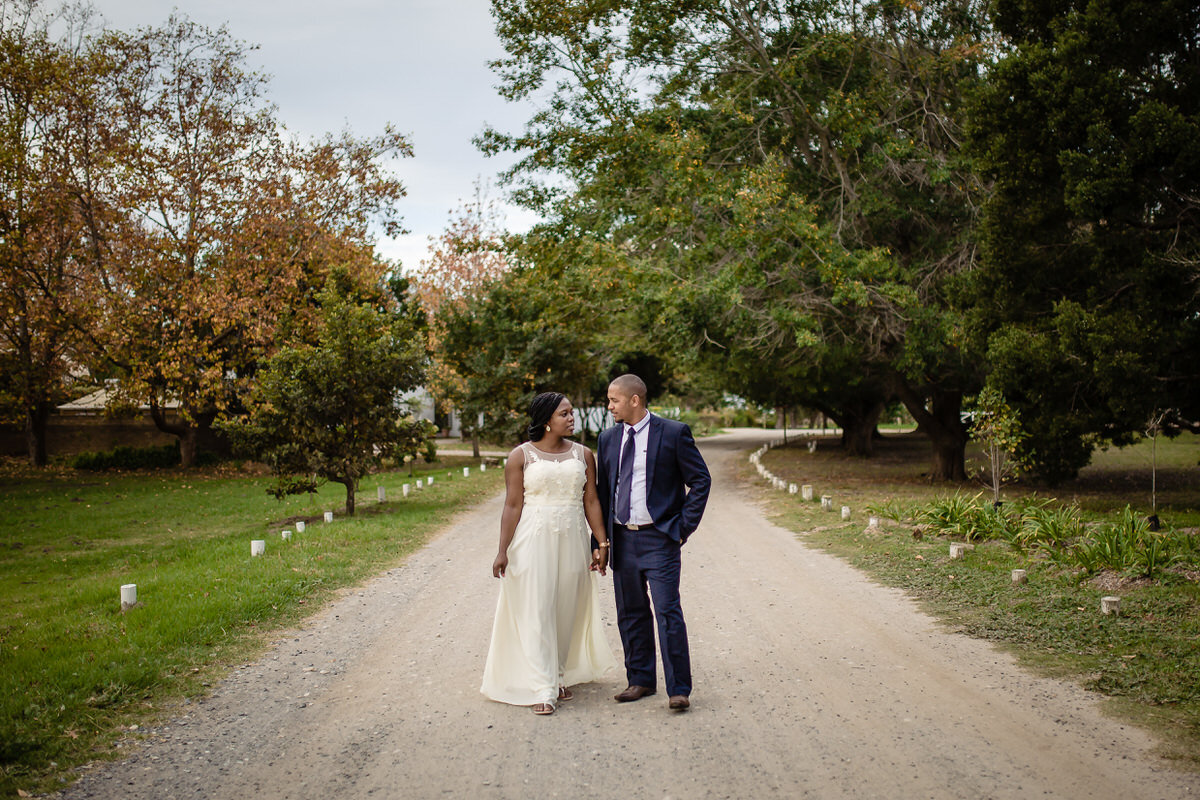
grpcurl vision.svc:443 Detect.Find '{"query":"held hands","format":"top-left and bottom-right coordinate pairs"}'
top-left (589, 544), bottom-right (609, 576)
top-left (492, 552), bottom-right (508, 578)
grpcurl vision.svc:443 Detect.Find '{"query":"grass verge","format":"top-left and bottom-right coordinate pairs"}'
top-left (0, 455), bottom-right (504, 796)
top-left (749, 432), bottom-right (1200, 767)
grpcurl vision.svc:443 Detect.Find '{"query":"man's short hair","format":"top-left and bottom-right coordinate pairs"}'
top-left (611, 374), bottom-right (648, 404)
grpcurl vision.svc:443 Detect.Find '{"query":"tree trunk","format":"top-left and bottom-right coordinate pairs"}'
top-left (148, 401), bottom-right (215, 468)
top-left (179, 427), bottom-right (199, 469)
top-left (834, 399), bottom-right (885, 457)
top-left (25, 401), bottom-right (51, 467)
top-left (928, 430), bottom-right (967, 481)
top-left (893, 379), bottom-right (968, 481)
top-left (471, 432), bottom-right (480, 459)
top-left (342, 479), bottom-right (356, 515)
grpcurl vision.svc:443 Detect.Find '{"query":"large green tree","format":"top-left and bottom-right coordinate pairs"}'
top-left (485, 0), bottom-right (992, 477)
top-left (968, 0), bottom-right (1200, 483)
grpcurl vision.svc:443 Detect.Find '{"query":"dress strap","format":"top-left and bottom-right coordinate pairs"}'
top-left (521, 442), bottom-right (540, 464)
top-left (570, 441), bottom-right (586, 462)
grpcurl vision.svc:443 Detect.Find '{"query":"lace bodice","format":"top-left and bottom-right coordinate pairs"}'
top-left (521, 441), bottom-right (587, 507)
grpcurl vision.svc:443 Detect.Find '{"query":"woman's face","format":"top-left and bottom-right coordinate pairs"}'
top-left (548, 397), bottom-right (575, 438)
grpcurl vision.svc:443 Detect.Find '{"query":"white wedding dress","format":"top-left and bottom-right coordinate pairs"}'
top-left (481, 441), bottom-right (616, 706)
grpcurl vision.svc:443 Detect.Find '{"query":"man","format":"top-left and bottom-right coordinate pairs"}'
top-left (596, 374), bottom-right (711, 711)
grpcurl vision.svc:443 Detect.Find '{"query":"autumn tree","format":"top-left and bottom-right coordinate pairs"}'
top-left (415, 182), bottom-right (508, 454)
top-left (416, 181), bottom-right (508, 316)
top-left (0, 0), bottom-right (100, 464)
top-left (220, 272), bottom-right (433, 515)
top-left (432, 229), bottom-right (622, 444)
top-left (74, 16), bottom-right (410, 466)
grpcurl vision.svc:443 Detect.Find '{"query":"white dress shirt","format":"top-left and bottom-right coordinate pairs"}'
top-left (621, 412), bottom-right (653, 526)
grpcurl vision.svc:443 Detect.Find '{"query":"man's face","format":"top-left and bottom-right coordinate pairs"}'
top-left (607, 383), bottom-right (637, 424)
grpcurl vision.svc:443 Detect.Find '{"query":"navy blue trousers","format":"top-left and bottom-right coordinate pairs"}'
top-left (612, 528), bottom-right (691, 697)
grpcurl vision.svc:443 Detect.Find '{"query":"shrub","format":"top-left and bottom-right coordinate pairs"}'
top-left (868, 498), bottom-right (916, 524)
top-left (69, 443), bottom-right (220, 471)
top-left (972, 502), bottom-right (1023, 545)
top-left (1018, 501), bottom-right (1085, 555)
top-left (1059, 507), bottom-right (1182, 578)
top-left (675, 409), bottom-right (720, 437)
top-left (915, 492), bottom-right (983, 540)
top-left (72, 443), bottom-right (181, 470)
top-left (907, 497), bottom-right (1197, 579)
top-left (1071, 522), bottom-right (1134, 574)
top-left (721, 406), bottom-right (762, 427)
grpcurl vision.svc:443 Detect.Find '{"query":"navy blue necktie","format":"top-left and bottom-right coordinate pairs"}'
top-left (614, 425), bottom-right (636, 525)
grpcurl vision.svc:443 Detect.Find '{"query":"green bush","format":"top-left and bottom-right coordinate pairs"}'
top-left (908, 495), bottom-right (1196, 578)
top-left (71, 442), bottom-right (180, 470)
top-left (1016, 499), bottom-right (1084, 555)
top-left (915, 492), bottom-right (983, 539)
top-left (1071, 506), bottom-right (1182, 579)
top-left (69, 442), bottom-right (220, 471)
top-left (972, 501), bottom-right (1023, 544)
top-left (721, 406), bottom-right (762, 427)
top-left (674, 409), bottom-right (720, 437)
top-left (867, 497), bottom-right (917, 524)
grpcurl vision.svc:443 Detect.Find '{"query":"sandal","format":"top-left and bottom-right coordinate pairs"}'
top-left (558, 687), bottom-right (574, 702)
top-left (532, 701), bottom-right (556, 715)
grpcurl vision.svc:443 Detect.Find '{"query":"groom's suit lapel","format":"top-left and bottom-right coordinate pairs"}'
top-left (604, 425), bottom-right (621, 490)
top-left (645, 414), bottom-right (663, 492)
top-left (600, 424), bottom-right (619, 501)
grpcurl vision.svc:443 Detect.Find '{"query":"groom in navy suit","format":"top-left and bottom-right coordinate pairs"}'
top-left (596, 374), bottom-right (710, 710)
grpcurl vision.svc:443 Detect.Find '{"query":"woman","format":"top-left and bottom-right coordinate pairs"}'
top-left (481, 392), bottom-right (616, 714)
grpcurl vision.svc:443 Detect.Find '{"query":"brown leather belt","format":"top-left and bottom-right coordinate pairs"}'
top-left (624, 523), bottom-right (649, 530)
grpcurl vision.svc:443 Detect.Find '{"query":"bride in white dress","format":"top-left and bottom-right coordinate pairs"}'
top-left (481, 392), bottom-right (616, 714)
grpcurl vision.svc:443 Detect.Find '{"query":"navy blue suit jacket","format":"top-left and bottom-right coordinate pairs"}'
top-left (597, 414), bottom-right (711, 557)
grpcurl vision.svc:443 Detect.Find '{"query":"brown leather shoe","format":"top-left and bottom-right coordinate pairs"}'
top-left (614, 685), bottom-right (656, 702)
top-left (668, 695), bottom-right (690, 710)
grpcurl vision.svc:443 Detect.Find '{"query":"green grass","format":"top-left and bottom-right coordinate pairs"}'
top-left (0, 455), bottom-right (504, 796)
top-left (751, 432), bottom-right (1200, 766)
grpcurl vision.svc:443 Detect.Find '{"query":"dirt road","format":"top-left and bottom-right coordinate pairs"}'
top-left (59, 430), bottom-right (1196, 799)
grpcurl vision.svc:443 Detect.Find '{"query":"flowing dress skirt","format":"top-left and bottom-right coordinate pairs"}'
top-left (481, 502), bottom-right (615, 706)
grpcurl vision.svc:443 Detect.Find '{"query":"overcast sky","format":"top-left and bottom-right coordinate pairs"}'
top-left (87, 0), bottom-right (542, 273)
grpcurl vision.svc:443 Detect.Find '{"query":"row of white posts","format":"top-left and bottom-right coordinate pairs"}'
top-left (747, 439), bottom-right (1123, 616)
top-left (748, 441), bottom-right (876, 527)
top-left (120, 459), bottom-right (494, 610)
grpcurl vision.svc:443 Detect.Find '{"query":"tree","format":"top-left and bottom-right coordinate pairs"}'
top-left (74, 16), bottom-right (411, 466)
top-left (219, 274), bottom-right (433, 515)
top-left (0, 0), bottom-right (98, 464)
top-left (484, 0), bottom-right (993, 477)
top-left (416, 181), bottom-right (508, 317)
top-left (1144, 408), bottom-right (1169, 529)
top-left (967, 0), bottom-right (1200, 483)
top-left (967, 387), bottom-right (1026, 505)
top-left (414, 182), bottom-right (508, 455)
top-left (433, 259), bottom-right (609, 444)
top-left (428, 216), bottom-right (644, 446)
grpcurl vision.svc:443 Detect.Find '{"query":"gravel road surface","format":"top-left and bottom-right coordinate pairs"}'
top-left (57, 429), bottom-right (1197, 799)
